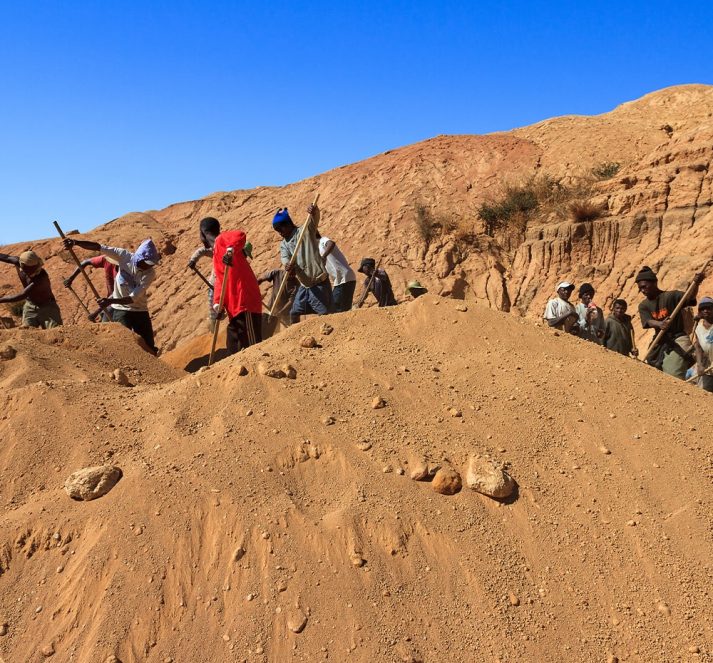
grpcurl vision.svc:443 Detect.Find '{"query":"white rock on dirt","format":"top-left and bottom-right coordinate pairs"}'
top-left (287, 610), bottom-right (308, 633)
top-left (64, 465), bottom-right (123, 501)
top-left (112, 369), bottom-right (131, 386)
top-left (465, 456), bottom-right (516, 499)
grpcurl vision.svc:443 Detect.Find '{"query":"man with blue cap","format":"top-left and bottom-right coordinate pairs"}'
top-left (64, 236), bottom-right (161, 354)
top-left (272, 202), bottom-right (332, 322)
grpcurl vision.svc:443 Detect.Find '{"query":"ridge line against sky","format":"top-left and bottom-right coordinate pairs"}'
top-left (1, 0), bottom-right (712, 245)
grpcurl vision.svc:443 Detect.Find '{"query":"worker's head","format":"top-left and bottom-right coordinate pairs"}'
top-left (358, 258), bottom-right (376, 277)
top-left (635, 266), bottom-right (659, 299)
top-left (698, 297), bottom-right (713, 323)
top-left (579, 283), bottom-right (595, 306)
top-left (199, 217), bottom-right (221, 248)
top-left (611, 298), bottom-right (628, 320)
top-left (556, 281), bottom-right (575, 301)
top-left (19, 250), bottom-right (43, 276)
top-left (272, 208), bottom-right (295, 239)
top-left (132, 239), bottom-right (161, 271)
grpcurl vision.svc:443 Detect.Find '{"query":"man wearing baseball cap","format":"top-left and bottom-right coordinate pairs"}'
top-left (543, 281), bottom-right (579, 333)
top-left (0, 249), bottom-right (63, 328)
top-left (693, 296), bottom-right (713, 392)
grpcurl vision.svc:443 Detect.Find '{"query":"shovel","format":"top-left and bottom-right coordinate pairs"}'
top-left (209, 247), bottom-right (233, 366)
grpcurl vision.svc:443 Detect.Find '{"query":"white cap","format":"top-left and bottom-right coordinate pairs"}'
top-left (556, 281), bottom-right (574, 291)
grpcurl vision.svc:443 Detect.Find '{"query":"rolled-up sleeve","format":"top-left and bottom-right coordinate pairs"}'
top-left (100, 245), bottom-right (132, 269)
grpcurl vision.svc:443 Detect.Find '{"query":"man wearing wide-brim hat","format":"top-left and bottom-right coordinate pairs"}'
top-left (0, 249), bottom-right (63, 328)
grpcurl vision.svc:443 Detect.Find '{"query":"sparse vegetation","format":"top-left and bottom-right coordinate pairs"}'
top-left (591, 161), bottom-right (620, 180)
top-left (9, 302), bottom-right (24, 317)
top-left (569, 199), bottom-right (603, 223)
top-left (414, 204), bottom-right (437, 244)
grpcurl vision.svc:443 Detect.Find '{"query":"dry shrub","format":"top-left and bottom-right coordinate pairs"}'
top-left (414, 204), bottom-right (436, 245)
top-left (569, 199), bottom-right (603, 223)
top-left (591, 162), bottom-right (620, 180)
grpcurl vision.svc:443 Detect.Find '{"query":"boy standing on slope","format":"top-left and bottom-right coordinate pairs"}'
top-left (636, 265), bottom-right (703, 379)
top-left (575, 283), bottom-right (605, 344)
top-left (543, 281), bottom-right (578, 333)
top-left (317, 232), bottom-right (357, 312)
top-left (693, 297), bottom-right (713, 392)
top-left (63, 237), bottom-right (160, 354)
top-left (212, 229), bottom-right (263, 355)
top-left (603, 299), bottom-right (638, 358)
top-left (187, 217), bottom-right (221, 318)
top-left (0, 250), bottom-right (63, 328)
top-left (272, 203), bottom-right (332, 323)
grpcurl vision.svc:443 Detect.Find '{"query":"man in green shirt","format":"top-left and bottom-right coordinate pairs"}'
top-left (603, 299), bottom-right (638, 358)
top-left (636, 265), bottom-right (703, 379)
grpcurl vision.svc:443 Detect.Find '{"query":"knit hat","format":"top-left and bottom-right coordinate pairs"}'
top-left (635, 266), bottom-right (657, 282)
top-left (272, 208), bottom-right (292, 226)
top-left (698, 296), bottom-right (713, 309)
top-left (579, 282), bottom-right (595, 297)
top-left (19, 250), bottom-right (43, 268)
top-left (358, 258), bottom-right (376, 274)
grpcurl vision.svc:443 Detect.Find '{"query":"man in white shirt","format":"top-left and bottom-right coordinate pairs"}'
top-left (693, 296), bottom-right (713, 392)
top-left (544, 281), bottom-right (579, 333)
top-left (317, 232), bottom-right (357, 312)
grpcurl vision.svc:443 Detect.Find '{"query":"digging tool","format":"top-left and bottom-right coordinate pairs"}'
top-left (209, 247), bottom-right (233, 366)
top-left (644, 264), bottom-right (710, 362)
top-left (65, 283), bottom-right (93, 318)
top-left (190, 264), bottom-right (213, 289)
top-left (686, 365), bottom-right (713, 384)
top-left (630, 328), bottom-right (640, 360)
top-left (53, 221), bottom-right (111, 319)
top-left (355, 258), bottom-right (382, 309)
top-left (268, 194), bottom-right (320, 319)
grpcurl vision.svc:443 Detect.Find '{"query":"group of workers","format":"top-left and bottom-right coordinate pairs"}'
top-left (543, 268), bottom-right (713, 392)
top-left (0, 202), bottom-right (428, 357)
top-left (1, 202), bottom-right (710, 394)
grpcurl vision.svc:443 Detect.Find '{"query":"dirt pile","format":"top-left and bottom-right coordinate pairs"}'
top-left (1, 297), bottom-right (712, 661)
top-left (1, 84), bottom-right (711, 353)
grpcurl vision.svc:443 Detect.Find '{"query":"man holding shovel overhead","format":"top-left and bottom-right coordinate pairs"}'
top-left (636, 265), bottom-right (703, 379)
top-left (272, 202), bottom-right (332, 323)
top-left (63, 237), bottom-right (161, 354)
top-left (212, 229), bottom-right (263, 355)
top-left (0, 250), bottom-right (63, 328)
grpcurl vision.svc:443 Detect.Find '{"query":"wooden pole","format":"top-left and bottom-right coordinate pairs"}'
top-left (268, 194), bottom-right (320, 319)
top-left (209, 247), bottom-right (233, 366)
top-left (630, 328), bottom-right (639, 360)
top-left (66, 283), bottom-right (93, 318)
top-left (52, 221), bottom-right (104, 302)
top-left (686, 365), bottom-right (713, 384)
top-left (190, 265), bottom-right (213, 289)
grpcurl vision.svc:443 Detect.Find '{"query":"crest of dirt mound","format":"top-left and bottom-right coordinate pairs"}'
top-left (1, 298), bottom-right (712, 661)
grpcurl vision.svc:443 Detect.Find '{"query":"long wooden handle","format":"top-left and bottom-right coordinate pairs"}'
top-left (53, 221), bottom-right (103, 302)
top-left (268, 194), bottom-right (320, 319)
top-left (66, 283), bottom-right (93, 317)
top-left (209, 247), bottom-right (233, 366)
top-left (686, 365), bottom-right (713, 384)
top-left (191, 265), bottom-right (213, 289)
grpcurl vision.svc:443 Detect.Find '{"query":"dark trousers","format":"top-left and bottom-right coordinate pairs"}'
top-left (332, 280), bottom-right (356, 312)
top-left (227, 312), bottom-right (263, 355)
top-left (113, 309), bottom-right (157, 354)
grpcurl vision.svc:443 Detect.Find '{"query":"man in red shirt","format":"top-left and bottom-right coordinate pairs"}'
top-left (212, 230), bottom-right (263, 355)
top-left (64, 255), bottom-right (119, 321)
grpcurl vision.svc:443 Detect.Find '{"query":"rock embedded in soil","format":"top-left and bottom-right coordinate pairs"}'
top-left (0, 344), bottom-right (17, 361)
top-left (320, 323), bottom-right (334, 335)
top-left (41, 643), bottom-right (55, 657)
top-left (371, 396), bottom-right (387, 409)
top-left (282, 364), bottom-right (297, 379)
top-left (287, 611), bottom-right (308, 633)
top-left (112, 368), bottom-right (131, 386)
top-left (64, 465), bottom-right (123, 501)
top-left (466, 456), bottom-right (516, 499)
top-left (431, 467), bottom-right (462, 495)
top-left (300, 335), bottom-right (318, 348)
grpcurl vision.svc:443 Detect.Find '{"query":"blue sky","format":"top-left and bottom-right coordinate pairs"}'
top-left (1, 0), bottom-right (711, 244)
